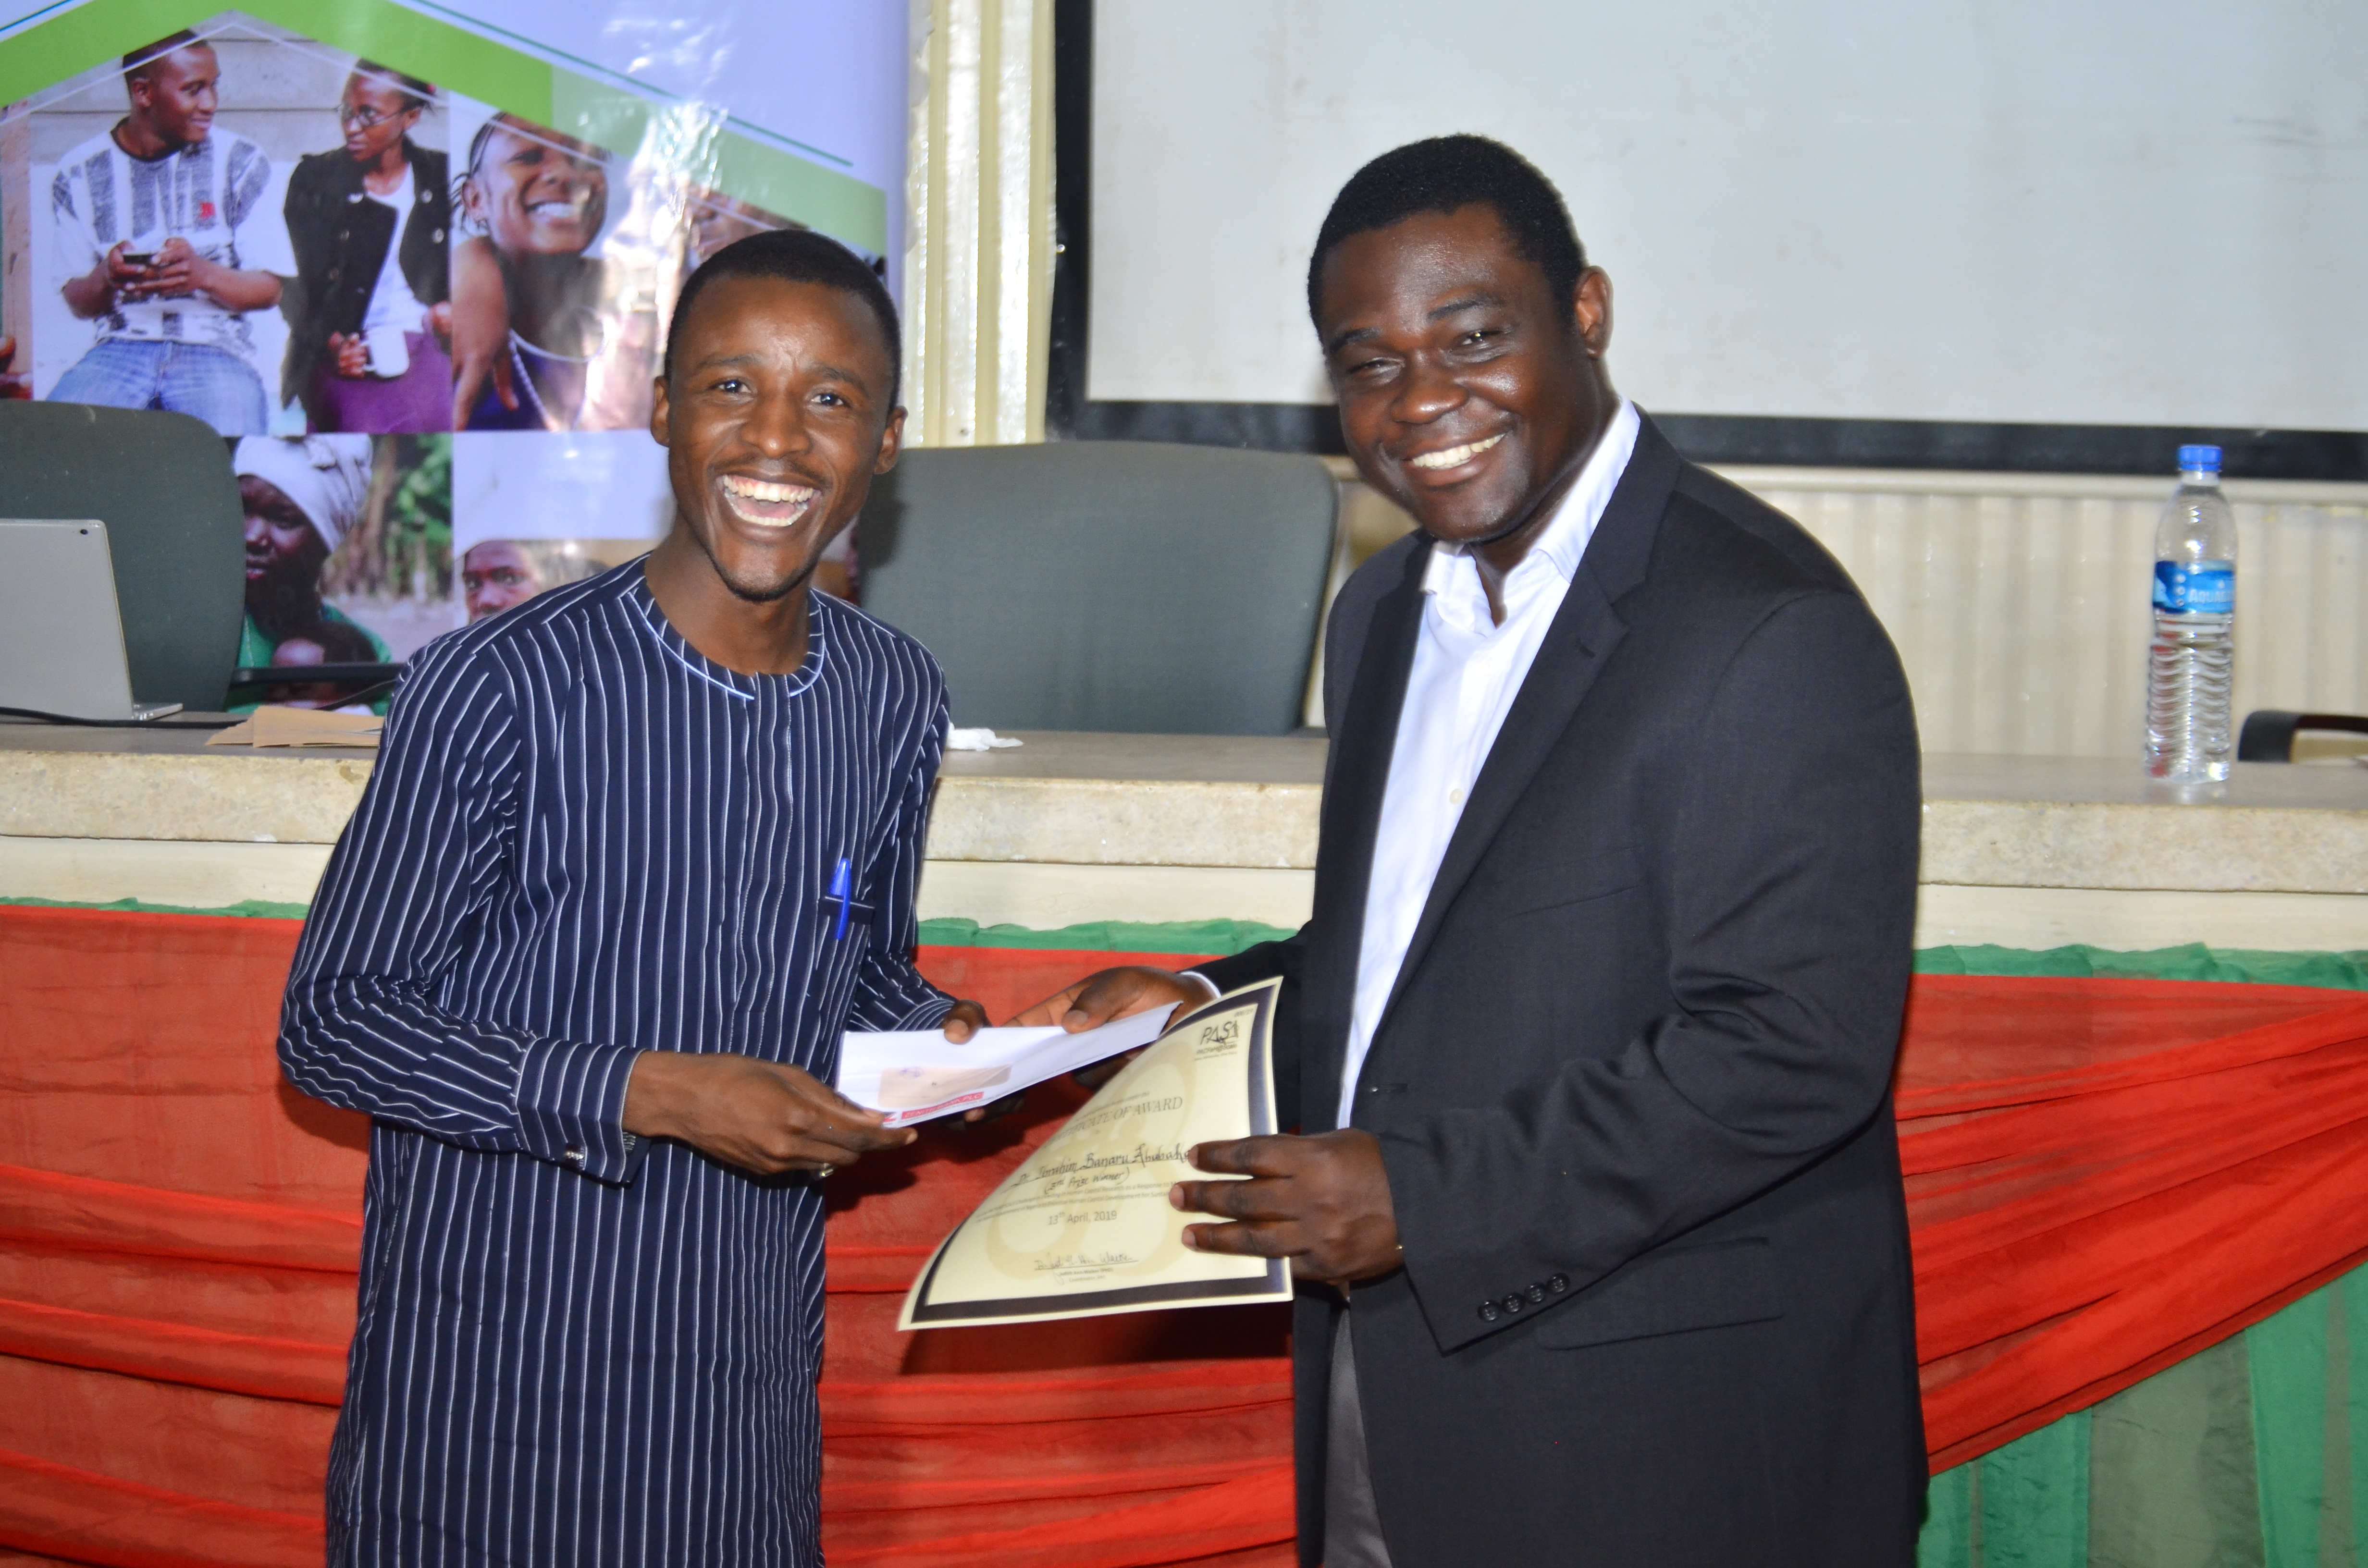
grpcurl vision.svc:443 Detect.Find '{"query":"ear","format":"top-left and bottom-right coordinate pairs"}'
top-left (872, 405), bottom-right (906, 476)
top-left (649, 370), bottom-right (673, 448)
top-left (1573, 268), bottom-right (1613, 359)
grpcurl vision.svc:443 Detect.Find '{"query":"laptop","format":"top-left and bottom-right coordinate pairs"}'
top-left (0, 519), bottom-right (183, 721)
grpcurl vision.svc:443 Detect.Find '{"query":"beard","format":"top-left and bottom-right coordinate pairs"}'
top-left (684, 513), bottom-right (814, 604)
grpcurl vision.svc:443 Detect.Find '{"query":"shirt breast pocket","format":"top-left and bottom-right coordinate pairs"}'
top-left (819, 890), bottom-right (879, 944)
top-left (1486, 845), bottom-right (1641, 921)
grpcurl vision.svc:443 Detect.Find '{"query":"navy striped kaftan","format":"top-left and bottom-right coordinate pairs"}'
top-left (279, 564), bottom-right (957, 1567)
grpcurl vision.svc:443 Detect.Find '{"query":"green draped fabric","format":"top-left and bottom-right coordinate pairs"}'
top-left (1924, 1270), bottom-right (2368, 1567)
top-left (915, 916), bottom-right (1302, 955)
top-left (0, 893), bottom-right (316, 920)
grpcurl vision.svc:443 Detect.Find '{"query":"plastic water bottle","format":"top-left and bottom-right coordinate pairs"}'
top-left (2146, 444), bottom-right (2236, 781)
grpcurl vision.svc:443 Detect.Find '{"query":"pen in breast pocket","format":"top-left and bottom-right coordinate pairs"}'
top-left (830, 857), bottom-right (852, 939)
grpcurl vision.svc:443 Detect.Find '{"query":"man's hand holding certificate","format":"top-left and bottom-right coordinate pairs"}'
top-left (893, 980), bottom-right (1295, 1329)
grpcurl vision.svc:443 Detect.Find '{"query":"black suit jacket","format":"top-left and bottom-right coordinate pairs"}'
top-left (282, 142), bottom-right (451, 413)
top-left (1197, 414), bottom-right (1926, 1567)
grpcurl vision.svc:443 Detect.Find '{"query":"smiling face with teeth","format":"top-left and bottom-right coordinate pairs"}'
top-left (1316, 203), bottom-right (1617, 589)
top-left (465, 117), bottom-right (608, 258)
top-left (644, 274), bottom-right (904, 674)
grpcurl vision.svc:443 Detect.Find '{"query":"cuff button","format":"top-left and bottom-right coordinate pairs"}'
top-left (562, 1145), bottom-right (586, 1167)
top-left (1502, 1294), bottom-right (1524, 1313)
top-left (1547, 1274), bottom-right (1570, 1293)
top-left (1526, 1283), bottom-right (1547, 1304)
top-left (1478, 1302), bottom-right (1501, 1323)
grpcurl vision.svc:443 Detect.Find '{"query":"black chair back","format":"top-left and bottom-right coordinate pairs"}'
top-left (0, 404), bottom-right (244, 711)
top-left (858, 441), bottom-right (1339, 735)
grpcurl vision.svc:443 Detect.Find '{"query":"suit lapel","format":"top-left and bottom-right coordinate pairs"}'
top-left (1302, 544), bottom-right (1427, 1130)
top-left (1369, 415), bottom-right (1685, 1038)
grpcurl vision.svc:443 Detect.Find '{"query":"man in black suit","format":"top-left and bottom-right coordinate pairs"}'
top-left (1024, 135), bottom-right (1924, 1565)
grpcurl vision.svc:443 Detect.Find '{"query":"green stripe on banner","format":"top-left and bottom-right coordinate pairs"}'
top-left (2088, 1334), bottom-right (2265, 1567)
top-left (1923, 1464), bottom-right (1974, 1568)
top-left (0, 0), bottom-right (199, 106)
top-left (243, 0), bottom-right (555, 122)
top-left (0, 0), bottom-right (552, 123)
top-left (2346, 1270), bottom-right (2367, 1567)
top-left (3, 894), bottom-right (2364, 985)
top-left (916, 918), bottom-right (1299, 957)
top-left (1918, 943), bottom-right (2368, 992)
top-left (546, 71), bottom-right (885, 250)
top-left (1981, 1411), bottom-right (2091, 1567)
top-left (0, 0), bottom-right (886, 254)
top-left (2251, 1292), bottom-right (2330, 1566)
top-left (0, 893), bottom-right (311, 920)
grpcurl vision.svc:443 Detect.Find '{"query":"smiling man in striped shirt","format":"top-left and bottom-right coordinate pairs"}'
top-left (280, 228), bottom-right (983, 1566)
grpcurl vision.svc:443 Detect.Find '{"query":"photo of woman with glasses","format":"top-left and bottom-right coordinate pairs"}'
top-left (448, 111), bottom-right (658, 432)
top-left (282, 61), bottom-right (451, 432)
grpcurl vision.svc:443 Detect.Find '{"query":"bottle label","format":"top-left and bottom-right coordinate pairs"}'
top-left (2154, 561), bottom-right (2233, 614)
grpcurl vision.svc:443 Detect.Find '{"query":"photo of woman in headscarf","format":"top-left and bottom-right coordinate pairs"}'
top-left (231, 435), bottom-right (390, 709)
top-left (282, 61), bottom-right (451, 432)
top-left (448, 112), bottom-right (657, 432)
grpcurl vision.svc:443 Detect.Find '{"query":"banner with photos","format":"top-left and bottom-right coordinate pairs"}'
top-left (1, 0), bottom-right (900, 695)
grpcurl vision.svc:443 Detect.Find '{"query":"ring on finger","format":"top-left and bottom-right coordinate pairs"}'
top-left (814, 1164), bottom-right (836, 1179)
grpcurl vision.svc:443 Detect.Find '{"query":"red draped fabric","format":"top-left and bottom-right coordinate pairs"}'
top-left (3, 906), bottom-right (2368, 1565)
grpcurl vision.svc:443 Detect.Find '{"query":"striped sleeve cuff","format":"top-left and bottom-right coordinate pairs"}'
top-left (890, 993), bottom-right (958, 1031)
top-left (516, 1037), bottom-right (649, 1185)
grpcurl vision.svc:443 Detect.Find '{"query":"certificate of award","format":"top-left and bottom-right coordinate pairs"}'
top-left (899, 979), bottom-right (1291, 1330)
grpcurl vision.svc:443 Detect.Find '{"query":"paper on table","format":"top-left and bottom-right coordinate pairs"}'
top-left (204, 707), bottom-right (383, 748)
top-left (945, 726), bottom-right (1022, 751)
top-left (838, 1004), bottom-right (1177, 1127)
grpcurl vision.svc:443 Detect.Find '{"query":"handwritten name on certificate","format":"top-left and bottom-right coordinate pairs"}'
top-left (899, 979), bottom-right (1291, 1330)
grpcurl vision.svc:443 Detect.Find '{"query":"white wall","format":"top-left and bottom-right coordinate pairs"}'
top-left (1320, 466), bottom-right (2368, 755)
top-left (1088, 0), bottom-right (2368, 431)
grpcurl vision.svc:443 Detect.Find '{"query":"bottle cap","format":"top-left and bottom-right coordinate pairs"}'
top-left (2178, 443), bottom-right (2222, 474)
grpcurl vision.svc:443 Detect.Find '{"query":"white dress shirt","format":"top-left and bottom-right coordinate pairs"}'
top-left (1336, 399), bottom-right (1640, 1129)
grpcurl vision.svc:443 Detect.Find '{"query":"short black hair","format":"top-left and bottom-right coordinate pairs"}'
top-left (666, 227), bottom-right (902, 407)
top-left (123, 30), bottom-right (203, 81)
top-left (352, 59), bottom-right (434, 112)
top-left (1307, 135), bottom-right (1587, 325)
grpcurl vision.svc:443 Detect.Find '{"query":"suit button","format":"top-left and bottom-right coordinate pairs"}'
top-left (1526, 1283), bottom-right (1547, 1304)
top-left (1502, 1293), bottom-right (1524, 1313)
top-left (432, 228), bottom-right (445, 241)
top-left (1478, 1303), bottom-right (1500, 1323)
top-left (337, 229), bottom-right (349, 241)
top-left (326, 267), bottom-right (341, 281)
top-left (1548, 1274), bottom-right (1569, 1293)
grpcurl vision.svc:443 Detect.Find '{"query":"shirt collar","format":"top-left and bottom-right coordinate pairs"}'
top-left (1420, 398), bottom-right (1640, 599)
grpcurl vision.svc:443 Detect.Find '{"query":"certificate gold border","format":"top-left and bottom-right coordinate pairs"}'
top-left (900, 979), bottom-right (1290, 1329)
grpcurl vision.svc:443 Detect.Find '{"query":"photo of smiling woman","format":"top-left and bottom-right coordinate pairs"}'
top-left (282, 61), bottom-right (451, 432)
top-left (449, 111), bottom-right (658, 432)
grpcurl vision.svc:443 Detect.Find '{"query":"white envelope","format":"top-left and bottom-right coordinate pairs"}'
top-left (837, 1004), bottom-right (1178, 1127)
